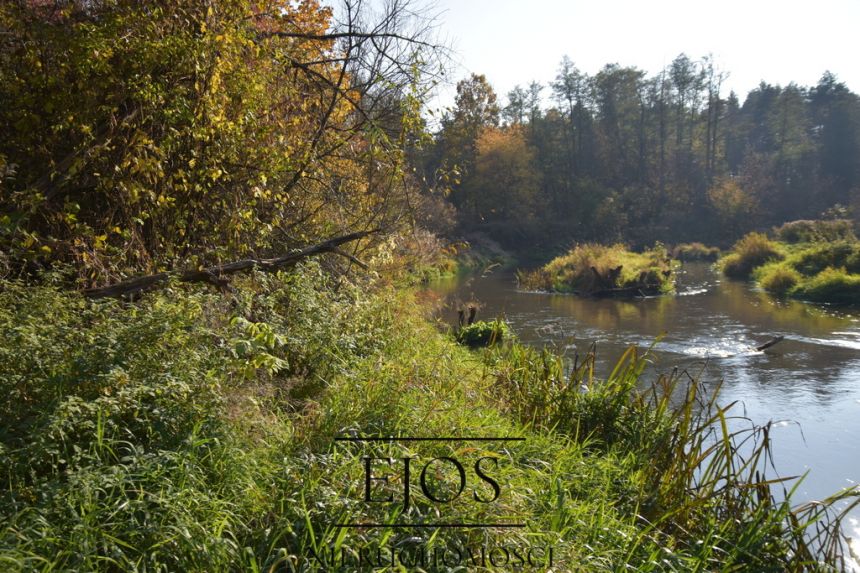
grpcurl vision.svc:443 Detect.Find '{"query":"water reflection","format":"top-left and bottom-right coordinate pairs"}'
top-left (427, 262), bottom-right (860, 518)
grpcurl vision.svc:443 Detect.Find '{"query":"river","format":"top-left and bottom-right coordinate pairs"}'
top-left (428, 261), bottom-right (860, 542)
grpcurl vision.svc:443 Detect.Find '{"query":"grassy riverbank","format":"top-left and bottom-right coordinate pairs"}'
top-left (1, 263), bottom-right (856, 571)
top-left (518, 243), bottom-right (677, 296)
top-left (719, 220), bottom-right (860, 304)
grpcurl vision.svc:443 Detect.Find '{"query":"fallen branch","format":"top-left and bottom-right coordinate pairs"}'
top-left (755, 335), bottom-right (785, 352)
top-left (84, 230), bottom-right (378, 299)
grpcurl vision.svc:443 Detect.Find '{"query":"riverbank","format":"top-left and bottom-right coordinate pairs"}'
top-left (1, 264), bottom-right (856, 570)
top-left (719, 221), bottom-right (860, 304)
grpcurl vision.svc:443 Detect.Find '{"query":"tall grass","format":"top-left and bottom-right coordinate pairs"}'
top-left (791, 267), bottom-right (860, 305)
top-left (720, 232), bottom-right (784, 279)
top-left (734, 233), bottom-right (860, 304)
top-left (671, 242), bottom-right (721, 262)
top-left (518, 243), bottom-right (676, 295)
top-left (484, 341), bottom-right (860, 570)
top-left (1, 265), bottom-right (858, 570)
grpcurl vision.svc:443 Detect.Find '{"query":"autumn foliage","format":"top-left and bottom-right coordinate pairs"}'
top-left (0, 0), bottom-right (430, 285)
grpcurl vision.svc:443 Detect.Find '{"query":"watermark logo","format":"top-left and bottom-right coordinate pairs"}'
top-left (304, 435), bottom-right (557, 570)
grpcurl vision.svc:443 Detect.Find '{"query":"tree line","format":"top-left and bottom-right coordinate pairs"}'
top-left (424, 55), bottom-right (860, 250)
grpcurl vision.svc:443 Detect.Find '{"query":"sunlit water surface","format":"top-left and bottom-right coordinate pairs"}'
top-left (427, 262), bottom-right (860, 555)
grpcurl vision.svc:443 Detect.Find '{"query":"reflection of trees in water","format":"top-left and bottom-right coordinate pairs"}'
top-left (546, 292), bottom-right (673, 333)
top-left (747, 289), bottom-right (858, 333)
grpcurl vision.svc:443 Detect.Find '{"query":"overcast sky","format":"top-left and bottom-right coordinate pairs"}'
top-left (425, 0), bottom-right (860, 112)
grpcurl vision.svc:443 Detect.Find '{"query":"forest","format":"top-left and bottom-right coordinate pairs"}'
top-left (2, 1), bottom-right (860, 571)
top-left (424, 59), bottom-right (860, 250)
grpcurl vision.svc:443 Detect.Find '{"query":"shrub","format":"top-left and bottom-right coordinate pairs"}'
top-left (720, 232), bottom-right (783, 279)
top-left (792, 267), bottom-right (860, 305)
top-left (455, 319), bottom-right (510, 347)
top-left (671, 242), bottom-right (721, 261)
top-left (773, 219), bottom-right (856, 244)
top-left (755, 262), bottom-right (801, 296)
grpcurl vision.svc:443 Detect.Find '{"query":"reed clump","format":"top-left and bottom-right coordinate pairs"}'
top-left (725, 224), bottom-right (860, 304)
top-left (518, 243), bottom-right (676, 296)
top-left (720, 232), bottom-right (784, 279)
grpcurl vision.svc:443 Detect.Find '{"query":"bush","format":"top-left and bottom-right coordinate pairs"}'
top-left (455, 319), bottom-right (510, 347)
top-left (755, 262), bottom-right (801, 296)
top-left (720, 232), bottom-right (783, 279)
top-left (518, 243), bottom-right (676, 296)
top-left (786, 241), bottom-right (860, 276)
top-left (791, 267), bottom-right (860, 305)
top-left (773, 219), bottom-right (857, 244)
top-left (671, 242), bottom-right (721, 261)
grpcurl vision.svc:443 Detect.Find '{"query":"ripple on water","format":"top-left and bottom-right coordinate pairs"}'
top-left (680, 345), bottom-right (760, 358)
top-left (679, 287), bottom-right (709, 296)
top-left (791, 335), bottom-right (860, 351)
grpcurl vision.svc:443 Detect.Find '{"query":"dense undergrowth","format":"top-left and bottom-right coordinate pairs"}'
top-left (518, 243), bottom-right (676, 296)
top-left (720, 220), bottom-right (860, 304)
top-left (1, 262), bottom-right (858, 571)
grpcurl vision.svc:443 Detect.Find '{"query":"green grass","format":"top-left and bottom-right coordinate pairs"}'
top-left (727, 227), bottom-right (860, 304)
top-left (455, 319), bottom-right (510, 347)
top-left (792, 267), bottom-right (860, 305)
top-left (1, 264), bottom-right (858, 571)
top-left (518, 243), bottom-right (676, 296)
top-left (671, 242), bottom-right (721, 262)
top-left (755, 262), bottom-right (803, 296)
top-left (719, 232), bottom-right (784, 279)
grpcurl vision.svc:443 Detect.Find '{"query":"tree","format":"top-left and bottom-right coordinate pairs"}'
top-left (0, 0), bottom-right (445, 283)
top-left (592, 64), bottom-right (646, 186)
top-left (708, 177), bottom-right (758, 237)
top-left (503, 85), bottom-right (528, 126)
top-left (436, 73), bottom-right (500, 211)
top-left (811, 72), bottom-right (860, 206)
top-left (551, 56), bottom-right (588, 173)
top-left (466, 126), bottom-right (540, 224)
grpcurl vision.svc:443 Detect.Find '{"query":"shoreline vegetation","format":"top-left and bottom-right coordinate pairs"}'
top-left (2, 0), bottom-right (860, 570)
top-left (671, 242), bottom-right (721, 262)
top-left (517, 243), bottom-right (677, 297)
top-left (1, 269), bottom-right (859, 571)
top-left (720, 220), bottom-right (860, 304)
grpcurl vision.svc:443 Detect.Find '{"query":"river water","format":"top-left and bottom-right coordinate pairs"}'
top-left (428, 262), bottom-right (860, 542)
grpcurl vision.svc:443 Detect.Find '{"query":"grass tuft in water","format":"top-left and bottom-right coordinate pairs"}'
top-left (720, 232), bottom-right (784, 279)
top-left (518, 243), bottom-right (676, 296)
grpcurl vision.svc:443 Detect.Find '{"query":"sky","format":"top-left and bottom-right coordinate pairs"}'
top-left (425, 0), bottom-right (860, 112)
